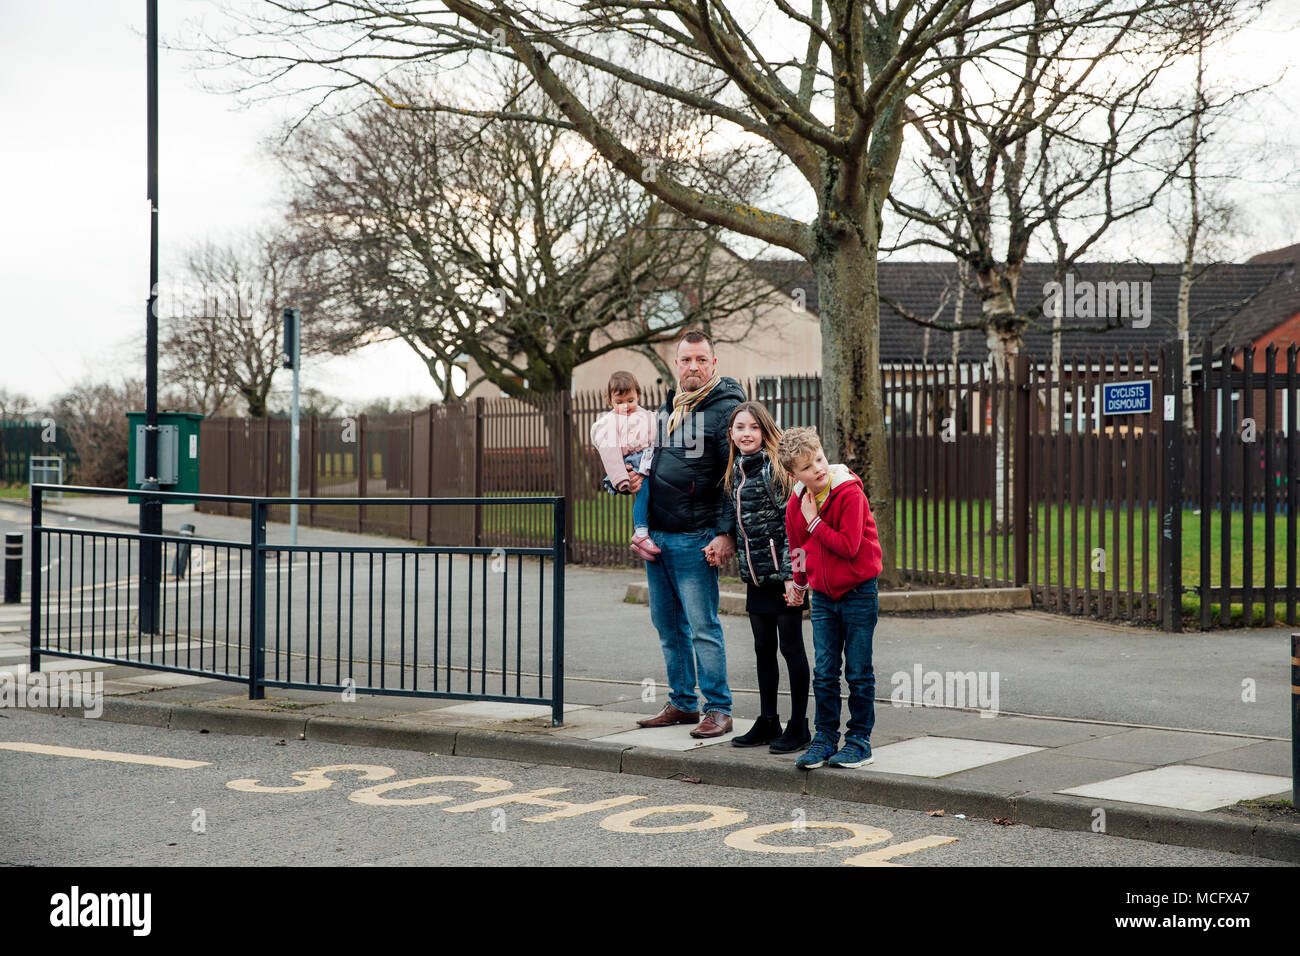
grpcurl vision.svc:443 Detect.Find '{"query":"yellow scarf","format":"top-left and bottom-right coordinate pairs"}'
top-left (666, 371), bottom-right (721, 436)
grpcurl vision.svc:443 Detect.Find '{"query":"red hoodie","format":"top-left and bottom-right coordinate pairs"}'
top-left (785, 463), bottom-right (883, 600)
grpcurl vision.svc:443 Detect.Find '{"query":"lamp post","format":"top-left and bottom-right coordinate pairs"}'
top-left (138, 0), bottom-right (162, 634)
top-left (283, 308), bottom-right (301, 545)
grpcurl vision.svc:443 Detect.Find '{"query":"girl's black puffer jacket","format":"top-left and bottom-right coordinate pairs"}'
top-left (730, 449), bottom-right (793, 586)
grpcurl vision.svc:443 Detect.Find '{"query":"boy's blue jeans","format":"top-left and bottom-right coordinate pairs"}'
top-left (644, 526), bottom-right (732, 716)
top-left (602, 449), bottom-right (650, 528)
top-left (809, 578), bottom-right (878, 747)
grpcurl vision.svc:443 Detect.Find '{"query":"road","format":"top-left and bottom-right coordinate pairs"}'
top-left (0, 709), bottom-right (1285, 867)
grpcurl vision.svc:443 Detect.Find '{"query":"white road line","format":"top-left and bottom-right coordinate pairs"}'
top-left (0, 741), bottom-right (210, 768)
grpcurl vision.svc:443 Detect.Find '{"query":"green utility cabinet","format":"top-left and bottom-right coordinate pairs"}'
top-left (126, 411), bottom-right (203, 503)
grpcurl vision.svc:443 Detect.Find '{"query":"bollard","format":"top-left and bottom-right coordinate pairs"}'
top-left (3, 532), bottom-right (21, 604)
top-left (171, 523), bottom-right (196, 579)
top-left (1293, 634), bottom-right (1299, 804)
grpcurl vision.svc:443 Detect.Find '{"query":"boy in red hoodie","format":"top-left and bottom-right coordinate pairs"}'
top-left (779, 427), bottom-right (883, 770)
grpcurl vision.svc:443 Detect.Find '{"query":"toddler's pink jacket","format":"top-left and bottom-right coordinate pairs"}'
top-left (590, 407), bottom-right (656, 489)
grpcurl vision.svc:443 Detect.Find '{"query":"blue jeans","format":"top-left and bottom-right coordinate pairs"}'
top-left (602, 450), bottom-right (650, 529)
top-left (809, 578), bottom-right (878, 746)
top-left (644, 527), bottom-right (732, 715)
top-left (632, 479), bottom-right (649, 530)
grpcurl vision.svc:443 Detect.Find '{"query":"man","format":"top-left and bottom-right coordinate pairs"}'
top-left (628, 329), bottom-right (745, 738)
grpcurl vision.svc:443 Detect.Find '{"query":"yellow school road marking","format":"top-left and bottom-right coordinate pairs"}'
top-left (724, 821), bottom-right (892, 855)
top-left (223, 764), bottom-right (963, 866)
top-left (844, 834), bottom-right (960, 867)
top-left (600, 804), bottom-right (749, 834)
top-left (0, 741), bottom-right (210, 769)
top-left (351, 775), bottom-right (513, 806)
top-left (228, 764), bottom-right (395, 793)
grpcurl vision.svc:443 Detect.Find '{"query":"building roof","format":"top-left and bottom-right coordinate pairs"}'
top-left (1246, 242), bottom-right (1300, 266)
top-left (749, 258), bottom-right (1299, 364)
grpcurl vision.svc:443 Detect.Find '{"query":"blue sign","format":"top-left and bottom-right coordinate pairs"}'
top-left (1102, 380), bottom-right (1153, 416)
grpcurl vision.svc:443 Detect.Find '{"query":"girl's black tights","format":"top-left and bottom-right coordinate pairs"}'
top-left (748, 610), bottom-right (809, 721)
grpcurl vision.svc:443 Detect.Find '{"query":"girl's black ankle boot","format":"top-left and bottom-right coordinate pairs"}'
top-left (731, 714), bottom-right (783, 747)
top-left (768, 717), bottom-right (811, 753)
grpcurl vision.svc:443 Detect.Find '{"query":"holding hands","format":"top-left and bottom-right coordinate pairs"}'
top-left (702, 534), bottom-right (735, 567)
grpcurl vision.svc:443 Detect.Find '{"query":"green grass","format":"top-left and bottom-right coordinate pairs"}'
top-left (895, 497), bottom-right (1296, 625)
top-left (895, 497), bottom-right (1292, 588)
top-left (0, 483), bottom-right (88, 500)
top-left (483, 493), bottom-right (631, 546)
top-left (479, 491), bottom-right (1294, 594)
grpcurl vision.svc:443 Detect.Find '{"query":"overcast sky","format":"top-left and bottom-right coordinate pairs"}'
top-left (2, 0), bottom-right (1297, 410)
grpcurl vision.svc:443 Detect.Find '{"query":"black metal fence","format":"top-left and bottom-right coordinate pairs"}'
top-left (29, 485), bottom-right (566, 724)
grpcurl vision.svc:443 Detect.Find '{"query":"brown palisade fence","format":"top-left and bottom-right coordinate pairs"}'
top-left (198, 347), bottom-right (1299, 630)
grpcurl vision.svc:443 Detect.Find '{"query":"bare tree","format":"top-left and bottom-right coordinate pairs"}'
top-left (879, 0), bottom-right (1259, 527)
top-left (206, 0), bottom-right (1230, 579)
top-left (277, 66), bottom-right (787, 403)
top-left (162, 233), bottom-right (330, 417)
top-left (0, 388), bottom-right (36, 422)
top-left (1158, 6), bottom-right (1274, 430)
top-left (51, 379), bottom-right (147, 488)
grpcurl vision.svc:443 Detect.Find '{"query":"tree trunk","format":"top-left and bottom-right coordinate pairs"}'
top-left (812, 234), bottom-right (896, 585)
top-left (1049, 303), bottom-right (1062, 434)
top-left (986, 323), bottom-right (1019, 534)
top-left (1177, 268), bottom-right (1196, 432)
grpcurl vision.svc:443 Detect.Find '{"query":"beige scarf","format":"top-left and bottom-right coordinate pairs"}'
top-left (666, 371), bottom-right (722, 436)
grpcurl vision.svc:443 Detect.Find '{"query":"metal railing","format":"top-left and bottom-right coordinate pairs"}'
top-left (29, 485), bottom-right (566, 724)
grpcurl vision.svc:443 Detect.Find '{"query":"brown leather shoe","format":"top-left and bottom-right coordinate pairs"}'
top-left (636, 704), bottom-right (700, 728)
top-left (689, 710), bottom-right (734, 738)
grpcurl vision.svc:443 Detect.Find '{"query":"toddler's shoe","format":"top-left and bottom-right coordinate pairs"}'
top-left (630, 529), bottom-right (661, 561)
top-left (827, 739), bottom-right (873, 768)
top-left (794, 733), bottom-right (839, 770)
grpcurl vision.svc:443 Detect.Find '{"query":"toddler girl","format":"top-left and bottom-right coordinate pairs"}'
top-left (589, 370), bottom-right (660, 559)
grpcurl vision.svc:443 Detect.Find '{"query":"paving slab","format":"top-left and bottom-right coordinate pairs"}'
top-left (934, 715), bottom-right (1131, 748)
top-left (390, 702), bottom-right (576, 727)
top-left (285, 699), bottom-right (430, 720)
top-left (114, 672), bottom-right (216, 689)
top-left (433, 701), bottom-right (590, 721)
top-left (864, 736), bottom-right (1043, 778)
top-left (1184, 739), bottom-right (1293, 775)
top-left (2, 659), bottom-right (106, 676)
top-left (129, 683), bottom-right (247, 705)
top-left (1054, 728), bottom-right (1261, 765)
top-left (873, 704), bottom-right (995, 738)
top-left (942, 751), bottom-right (1155, 794)
top-left (542, 708), bottom-right (652, 739)
top-left (1058, 766), bottom-right (1294, 812)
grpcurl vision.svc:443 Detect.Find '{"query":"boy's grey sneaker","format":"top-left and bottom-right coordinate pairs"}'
top-left (794, 734), bottom-right (839, 770)
top-left (827, 740), bottom-right (873, 768)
